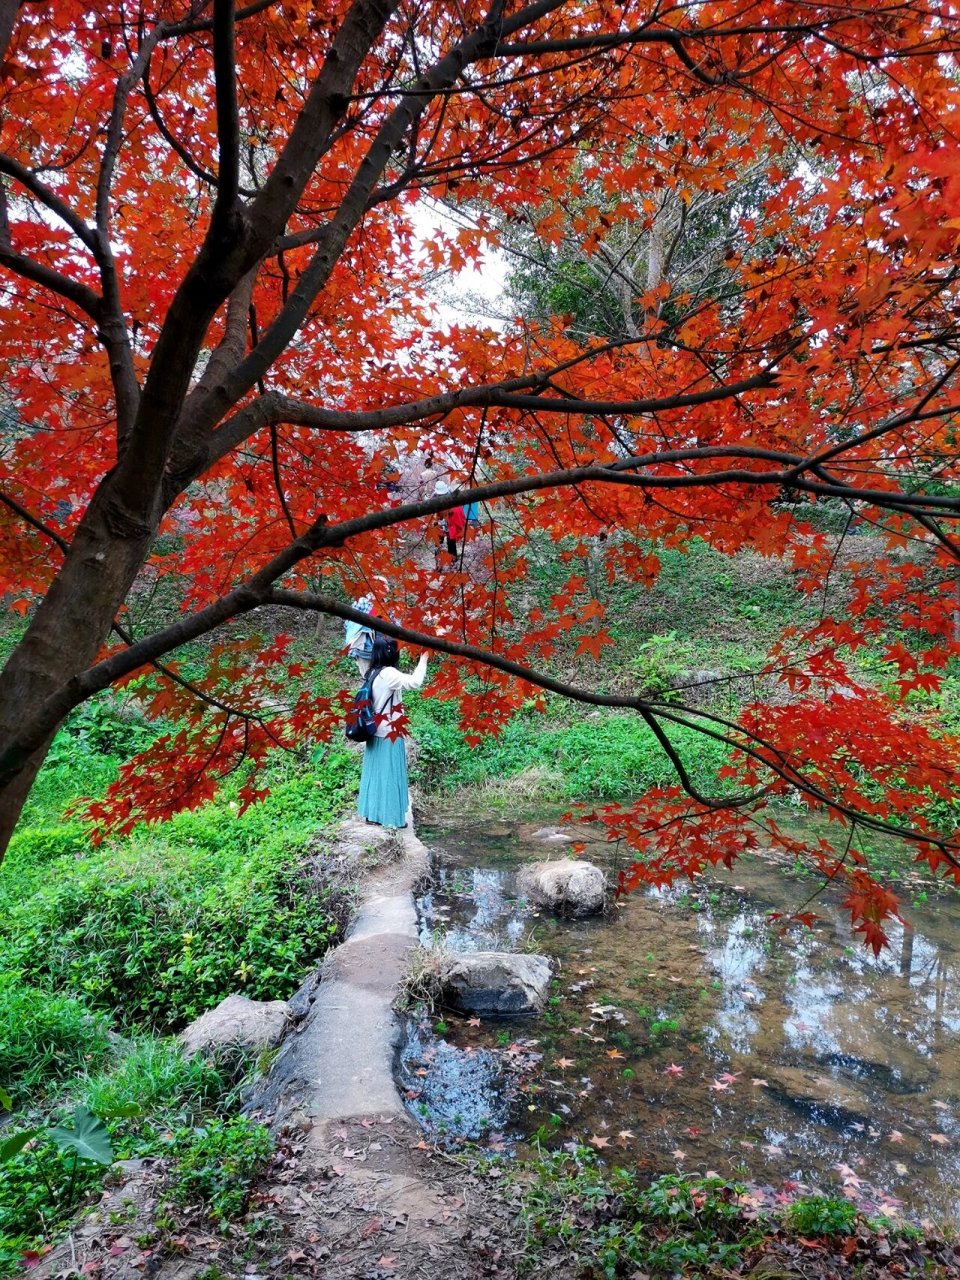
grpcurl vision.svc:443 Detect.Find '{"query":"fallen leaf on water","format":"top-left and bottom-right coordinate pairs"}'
top-left (888, 1130), bottom-right (905, 1143)
top-left (751, 1078), bottom-right (768, 1087)
top-left (670, 1148), bottom-right (686, 1160)
top-left (617, 1129), bottom-right (635, 1142)
top-left (709, 1079), bottom-right (731, 1093)
top-left (554, 1057), bottom-right (575, 1069)
top-left (377, 1256), bottom-right (396, 1270)
top-left (716, 1071), bottom-right (741, 1085)
top-left (467, 1017), bottom-right (481, 1027)
top-left (606, 1049), bottom-right (625, 1060)
top-left (929, 1133), bottom-right (950, 1145)
top-left (894, 1162), bottom-right (908, 1175)
top-left (933, 1101), bottom-right (951, 1111)
top-left (664, 1063), bottom-right (684, 1078)
top-left (588, 1135), bottom-right (610, 1149)
top-left (763, 1144), bottom-right (783, 1157)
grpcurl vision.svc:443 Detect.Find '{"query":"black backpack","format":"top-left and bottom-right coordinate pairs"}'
top-left (345, 670), bottom-right (379, 743)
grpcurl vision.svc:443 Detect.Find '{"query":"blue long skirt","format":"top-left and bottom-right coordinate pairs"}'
top-left (358, 735), bottom-right (409, 828)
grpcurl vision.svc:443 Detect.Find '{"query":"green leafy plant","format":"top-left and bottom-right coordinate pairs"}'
top-left (167, 1117), bottom-right (272, 1226)
top-left (0, 751), bottom-right (357, 1035)
top-left (784, 1194), bottom-right (859, 1237)
top-left (517, 1150), bottom-right (759, 1279)
top-left (0, 1104), bottom-right (118, 1265)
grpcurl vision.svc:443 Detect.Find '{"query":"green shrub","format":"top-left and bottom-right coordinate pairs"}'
top-left (785, 1194), bottom-right (859, 1237)
top-left (0, 749), bottom-right (358, 1034)
top-left (0, 844), bottom-right (346, 1032)
top-left (0, 976), bottom-right (115, 1099)
top-left (167, 1117), bottom-right (272, 1225)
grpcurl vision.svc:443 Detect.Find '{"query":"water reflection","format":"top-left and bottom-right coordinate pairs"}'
top-left (414, 811), bottom-right (960, 1225)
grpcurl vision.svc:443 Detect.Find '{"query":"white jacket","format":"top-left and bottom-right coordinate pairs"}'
top-left (370, 653), bottom-right (428, 737)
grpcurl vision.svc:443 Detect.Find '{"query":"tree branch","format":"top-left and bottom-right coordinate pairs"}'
top-left (0, 246), bottom-right (102, 320)
top-left (0, 153), bottom-right (97, 252)
top-left (210, 0), bottom-right (241, 235)
top-left (176, 0), bottom-right (559, 446)
top-left (165, 0), bottom-right (278, 37)
top-left (0, 489), bottom-right (69, 554)
top-left (0, 0), bottom-right (18, 69)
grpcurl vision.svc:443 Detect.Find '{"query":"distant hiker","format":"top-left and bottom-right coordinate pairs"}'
top-left (344, 595), bottom-right (376, 674)
top-left (357, 636), bottom-right (428, 829)
top-left (432, 480), bottom-right (466, 565)
top-left (446, 504), bottom-right (466, 558)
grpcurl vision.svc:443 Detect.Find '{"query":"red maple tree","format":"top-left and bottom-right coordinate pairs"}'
top-left (1, 0), bottom-right (960, 947)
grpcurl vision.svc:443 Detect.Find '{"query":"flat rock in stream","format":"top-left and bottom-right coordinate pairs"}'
top-left (763, 1065), bottom-right (873, 1124)
top-left (517, 858), bottom-right (605, 917)
top-left (438, 950), bottom-right (552, 1016)
top-left (179, 993), bottom-right (291, 1057)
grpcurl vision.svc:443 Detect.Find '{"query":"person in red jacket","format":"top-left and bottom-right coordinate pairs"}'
top-left (445, 504), bottom-right (466, 558)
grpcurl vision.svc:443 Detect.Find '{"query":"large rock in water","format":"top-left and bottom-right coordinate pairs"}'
top-left (517, 858), bottom-right (605, 918)
top-left (438, 951), bottom-right (551, 1016)
top-left (179, 993), bottom-right (292, 1057)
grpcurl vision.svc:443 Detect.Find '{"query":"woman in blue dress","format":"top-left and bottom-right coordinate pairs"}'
top-left (357, 636), bottom-right (428, 828)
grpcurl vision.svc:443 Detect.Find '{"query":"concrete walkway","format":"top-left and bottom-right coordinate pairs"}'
top-left (251, 813), bottom-right (429, 1127)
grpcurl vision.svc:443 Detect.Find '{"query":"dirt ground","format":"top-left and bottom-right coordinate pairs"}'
top-left (34, 1111), bottom-right (521, 1280)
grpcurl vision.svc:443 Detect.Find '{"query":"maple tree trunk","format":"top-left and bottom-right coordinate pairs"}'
top-left (0, 483), bottom-right (158, 855)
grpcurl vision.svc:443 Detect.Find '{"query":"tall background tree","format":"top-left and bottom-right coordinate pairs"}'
top-left (1, 0), bottom-right (960, 946)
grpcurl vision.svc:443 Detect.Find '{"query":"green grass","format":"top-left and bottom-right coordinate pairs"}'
top-left (0, 1040), bottom-right (255, 1271)
top-left (166, 1116), bottom-right (273, 1226)
top-left (0, 975), bottom-right (114, 1097)
top-left (411, 697), bottom-right (729, 800)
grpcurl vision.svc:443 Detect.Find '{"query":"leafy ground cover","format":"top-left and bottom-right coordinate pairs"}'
top-left (513, 1148), bottom-right (960, 1278)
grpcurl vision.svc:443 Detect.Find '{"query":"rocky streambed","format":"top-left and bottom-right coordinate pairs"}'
top-left (399, 807), bottom-right (960, 1228)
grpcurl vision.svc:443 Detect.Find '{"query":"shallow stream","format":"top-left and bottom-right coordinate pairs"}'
top-left (398, 806), bottom-right (960, 1227)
